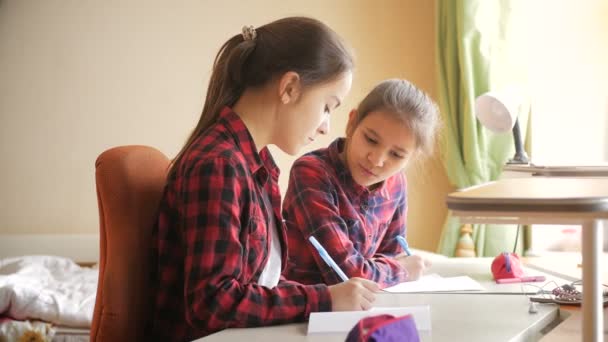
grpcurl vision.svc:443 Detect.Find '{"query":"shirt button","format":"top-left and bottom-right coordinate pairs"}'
top-left (361, 203), bottom-right (368, 211)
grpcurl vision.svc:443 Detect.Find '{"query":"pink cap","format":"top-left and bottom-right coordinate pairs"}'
top-left (491, 252), bottom-right (524, 280)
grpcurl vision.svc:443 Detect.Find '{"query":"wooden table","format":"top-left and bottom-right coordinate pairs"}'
top-left (447, 177), bottom-right (608, 341)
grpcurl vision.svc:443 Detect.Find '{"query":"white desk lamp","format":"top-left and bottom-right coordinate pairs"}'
top-left (475, 90), bottom-right (529, 164)
top-left (475, 90), bottom-right (529, 271)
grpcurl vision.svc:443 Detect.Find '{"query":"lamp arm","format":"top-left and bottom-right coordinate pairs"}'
top-left (507, 118), bottom-right (529, 164)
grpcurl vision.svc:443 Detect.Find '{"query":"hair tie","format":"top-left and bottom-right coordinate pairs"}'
top-left (241, 25), bottom-right (257, 41)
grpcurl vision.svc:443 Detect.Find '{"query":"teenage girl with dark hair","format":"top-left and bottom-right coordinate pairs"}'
top-left (149, 17), bottom-right (378, 341)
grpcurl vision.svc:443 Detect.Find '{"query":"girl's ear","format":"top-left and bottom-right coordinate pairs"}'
top-left (345, 109), bottom-right (358, 137)
top-left (278, 71), bottom-right (301, 104)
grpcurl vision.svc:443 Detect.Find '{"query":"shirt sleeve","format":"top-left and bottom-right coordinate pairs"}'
top-left (283, 160), bottom-right (407, 288)
top-left (180, 157), bottom-right (332, 332)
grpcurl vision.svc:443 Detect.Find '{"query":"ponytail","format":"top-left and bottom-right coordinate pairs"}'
top-left (169, 17), bottom-right (353, 177)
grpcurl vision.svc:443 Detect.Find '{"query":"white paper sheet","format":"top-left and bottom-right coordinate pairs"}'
top-left (307, 305), bottom-right (431, 334)
top-left (383, 273), bottom-right (484, 293)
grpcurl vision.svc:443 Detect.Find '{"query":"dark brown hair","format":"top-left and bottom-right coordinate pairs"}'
top-left (350, 79), bottom-right (439, 156)
top-left (169, 17), bottom-right (354, 176)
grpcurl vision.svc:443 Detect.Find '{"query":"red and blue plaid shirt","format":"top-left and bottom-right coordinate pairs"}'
top-left (150, 107), bottom-right (331, 341)
top-left (282, 138), bottom-right (409, 288)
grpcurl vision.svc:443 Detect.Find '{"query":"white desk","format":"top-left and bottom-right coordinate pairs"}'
top-left (201, 293), bottom-right (558, 342)
top-left (428, 258), bottom-right (572, 294)
top-left (447, 177), bottom-right (608, 341)
top-left (201, 257), bottom-right (572, 342)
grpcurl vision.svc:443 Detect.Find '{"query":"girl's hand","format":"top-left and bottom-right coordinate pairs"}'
top-left (328, 277), bottom-right (379, 311)
top-left (395, 254), bottom-right (430, 281)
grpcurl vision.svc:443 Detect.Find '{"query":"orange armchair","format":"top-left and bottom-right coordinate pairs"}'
top-left (91, 146), bottom-right (169, 342)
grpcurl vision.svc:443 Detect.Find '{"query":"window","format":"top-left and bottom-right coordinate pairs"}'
top-left (526, 2), bottom-right (608, 164)
top-left (522, 2), bottom-right (608, 254)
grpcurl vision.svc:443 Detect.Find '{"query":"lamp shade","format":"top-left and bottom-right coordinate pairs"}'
top-left (474, 88), bottom-right (529, 164)
top-left (475, 91), bottom-right (520, 133)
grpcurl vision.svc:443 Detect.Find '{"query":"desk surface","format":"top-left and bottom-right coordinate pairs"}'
top-left (199, 255), bottom-right (607, 341)
top-left (524, 252), bottom-right (608, 285)
top-left (447, 177), bottom-right (608, 214)
top-left (427, 258), bottom-right (571, 294)
top-left (448, 177), bottom-right (608, 341)
top-left (201, 258), bottom-right (566, 342)
top-left (201, 293), bottom-right (558, 342)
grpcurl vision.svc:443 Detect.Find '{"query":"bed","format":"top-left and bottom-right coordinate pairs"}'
top-left (0, 255), bottom-right (97, 341)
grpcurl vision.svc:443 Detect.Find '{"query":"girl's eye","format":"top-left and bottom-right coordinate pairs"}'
top-left (365, 135), bottom-right (377, 145)
top-left (391, 151), bottom-right (405, 159)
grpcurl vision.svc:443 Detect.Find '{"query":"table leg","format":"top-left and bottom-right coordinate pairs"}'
top-left (582, 219), bottom-right (603, 342)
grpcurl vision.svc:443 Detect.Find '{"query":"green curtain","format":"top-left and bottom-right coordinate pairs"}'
top-left (435, 0), bottom-right (530, 257)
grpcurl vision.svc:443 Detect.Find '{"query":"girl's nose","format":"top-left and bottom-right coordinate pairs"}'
top-left (368, 150), bottom-right (385, 167)
top-left (317, 116), bottom-right (330, 135)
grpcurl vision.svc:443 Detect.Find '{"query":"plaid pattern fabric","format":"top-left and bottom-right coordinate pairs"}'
top-left (150, 107), bottom-right (331, 342)
top-left (283, 138), bottom-right (409, 288)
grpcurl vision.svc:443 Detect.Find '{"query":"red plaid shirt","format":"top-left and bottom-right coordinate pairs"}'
top-left (150, 107), bottom-right (331, 342)
top-left (282, 138), bottom-right (409, 288)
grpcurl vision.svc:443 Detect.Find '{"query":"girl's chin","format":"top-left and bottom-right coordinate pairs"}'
top-left (352, 175), bottom-right (372, 187)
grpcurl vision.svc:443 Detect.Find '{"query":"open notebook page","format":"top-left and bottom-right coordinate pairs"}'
top-left (383, 273), bottom-right (484, 293)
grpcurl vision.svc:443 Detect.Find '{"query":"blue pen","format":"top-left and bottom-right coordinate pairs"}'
top-left (396, 236), bottom-right (412, 256)
top-left (308, 236), bottom-right (349, 282)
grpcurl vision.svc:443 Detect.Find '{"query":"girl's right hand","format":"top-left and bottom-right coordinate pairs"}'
top-left (328, 277), bottom-right (379, 311)
top-left (395, 253), bottom-right (428, 281)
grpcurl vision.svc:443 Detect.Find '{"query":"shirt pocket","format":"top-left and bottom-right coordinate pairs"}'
top-left (247, 214), bottom-right (268, 240)
top-left (344, 218), bottom-right (385, 257)
top-left (244, 215), bottom-right (268, 278)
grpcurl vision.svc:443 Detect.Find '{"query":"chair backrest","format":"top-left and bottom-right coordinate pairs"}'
top-left (91, 145), bottom-right (169, 342)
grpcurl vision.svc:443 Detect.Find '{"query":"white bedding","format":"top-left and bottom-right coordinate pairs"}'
top-left (0, 255), bottom-right (97, 328)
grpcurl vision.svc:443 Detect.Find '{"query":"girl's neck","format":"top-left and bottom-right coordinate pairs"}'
top-left (232, 87), bottom-right (278, 151)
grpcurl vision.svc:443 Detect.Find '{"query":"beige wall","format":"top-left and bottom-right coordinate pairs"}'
top-left (526, 1), bottom-right (608, 163)
top-left (0, 0), bottom-right (449, 253)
